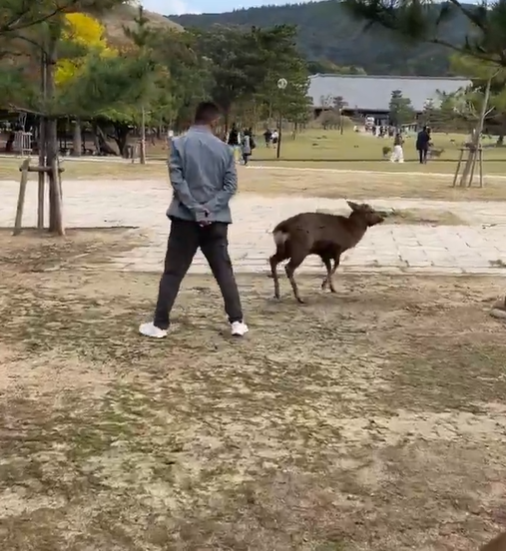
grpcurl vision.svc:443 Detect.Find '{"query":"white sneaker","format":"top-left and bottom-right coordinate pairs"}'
top-left (139, 322), bottom-right (167, 339)
top-left (231, 321), bottom-right (249, 337)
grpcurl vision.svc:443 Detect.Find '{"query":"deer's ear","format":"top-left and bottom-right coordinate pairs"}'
top-left (347, 201), bottom-right (360, 211)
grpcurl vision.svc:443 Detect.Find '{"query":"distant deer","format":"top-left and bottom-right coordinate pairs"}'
top-left (429, 147), bottom-right (445, 159)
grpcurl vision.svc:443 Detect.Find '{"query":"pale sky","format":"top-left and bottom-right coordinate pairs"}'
top-left (141, 0), bottom-right (308, 16)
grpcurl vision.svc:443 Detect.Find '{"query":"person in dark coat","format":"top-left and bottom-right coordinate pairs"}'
top-left (416, 126), bottom-right (431, 164)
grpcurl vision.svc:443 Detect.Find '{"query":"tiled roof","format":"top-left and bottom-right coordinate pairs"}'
top-left (308, 74), bottom-right (473, 112)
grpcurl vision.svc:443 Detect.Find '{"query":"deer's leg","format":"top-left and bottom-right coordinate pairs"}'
top-left (285, 252), bottom-right (307, 304)
top-left (321, 256), bottom-right (332, 290)
top-left (322, 253), bottom-right (341, 292)
top-left (269, 248), bottom-right (288, 299)
top-left (327, 254), bottom-right (341, 293)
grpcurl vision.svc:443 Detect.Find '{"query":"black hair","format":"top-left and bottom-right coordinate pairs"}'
top-left (194, 102), bottom-right (221, 125)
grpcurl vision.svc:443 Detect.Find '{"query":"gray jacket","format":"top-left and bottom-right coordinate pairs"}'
top-left (167, 126), bottom-right (237, 224)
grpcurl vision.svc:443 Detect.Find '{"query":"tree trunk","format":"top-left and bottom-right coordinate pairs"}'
top-left (38, 48), bottom-right (47, 230)
top-left (93, 123), bottom-right (119, 156)
top-left (110, 123), bottom-right (129, 157)
top-left (140, 106), bottom-right (146, 164)
top-left (459, 77), bottom-right (492, 187)
top-left (72, 119), bottom-right (82, 156)
top-left (46, 40), bottom-right (63, 234)
top-left (38, 116), bottom-right (46, 229)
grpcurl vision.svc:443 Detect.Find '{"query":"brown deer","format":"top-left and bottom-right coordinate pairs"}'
top-left (269, 201), bottom-right (385, 303)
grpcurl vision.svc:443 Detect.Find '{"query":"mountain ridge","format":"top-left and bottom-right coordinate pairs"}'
top-left (168, 0), bottom-right (471, 76)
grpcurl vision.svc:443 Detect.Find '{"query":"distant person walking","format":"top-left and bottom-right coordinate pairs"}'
top-left (416, 126), bottom-right (431, 164)
top-left (241, 128), bottom-right (254, 165)
top-left (139, 101), bottom-right (248, 339)
top-left (390, 131), bottom-right (404, 163)
top-left (264, 128), bottom-right (272, 147)
top-left (227, 122), bottom-right (241, 163)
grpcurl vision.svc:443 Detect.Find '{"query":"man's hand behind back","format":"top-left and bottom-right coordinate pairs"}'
top-left (195, 207), bottom-right (211, 227)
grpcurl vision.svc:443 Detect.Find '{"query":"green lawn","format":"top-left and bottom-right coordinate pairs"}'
top-left (252, 128), bottom-right (506, 164)
top-left (1, 129), bottom-right (505, 182)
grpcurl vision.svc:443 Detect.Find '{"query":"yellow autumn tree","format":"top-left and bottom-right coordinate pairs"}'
top-left (56, 12), bottom-right (115, 86)
top-left (55, 13), bottom-right (118, 156)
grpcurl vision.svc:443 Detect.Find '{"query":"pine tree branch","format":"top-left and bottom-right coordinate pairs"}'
top-left (1, 1), bottom-right (76, 35)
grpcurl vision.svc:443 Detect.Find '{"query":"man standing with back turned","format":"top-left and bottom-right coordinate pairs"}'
top-left (139, 101), bottom-right (248, 338)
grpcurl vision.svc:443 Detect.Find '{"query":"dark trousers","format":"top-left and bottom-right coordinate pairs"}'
top-left (418, 148), bottom-right (428, 163)
top-left (154, 218), bottom-right (243, 329)
top-left (242, 153), bottom-right (250, 165)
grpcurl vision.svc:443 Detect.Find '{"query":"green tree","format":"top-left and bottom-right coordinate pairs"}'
top-left (0, 0), bottom-right (155, 232)
top-left (190, 24), bottom-right (310, 131)
top-left (421, 98), bottom-right (436, 126)
top-left (149, 28), bottom-right (211, 130)
top-left (252, 25), bottom-right (311, 130)
top-left (342, 0), bottom-right (506, 186)
top-left (0, 0), bottom-right (90, 35)
top-left (122, 5), bottom-right (159, 163)
top-left (333, 95), bottom-right (348, 134)
top-left (190, 25), bottom-right (261, 130)
top-left (388, 90), bottom-right (414, 126)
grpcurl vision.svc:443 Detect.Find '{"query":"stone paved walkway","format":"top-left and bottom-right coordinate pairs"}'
top-left (2, 178), bottom-right (506, 275)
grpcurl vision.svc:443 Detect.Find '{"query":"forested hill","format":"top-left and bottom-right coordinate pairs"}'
top-left (168, 1), bottom-right (471, 76)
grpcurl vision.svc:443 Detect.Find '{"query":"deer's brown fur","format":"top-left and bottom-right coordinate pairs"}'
top-left (480, 533), bottom-right (506, 551)
top-left (269, 201), bottom-right (385, 303)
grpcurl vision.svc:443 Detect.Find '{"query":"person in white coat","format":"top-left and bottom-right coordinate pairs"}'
top-left (390, 131), bottom-right (404, 163)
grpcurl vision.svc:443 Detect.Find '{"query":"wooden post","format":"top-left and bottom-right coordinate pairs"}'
top-left (468, 149), bottom-right (477, 188)
top-left (479, 147), bottom-right (484, 188)
top-left (14, 159), bottom-right (30, 236)
top-left (50, 158), bottom-right (65, 236)
top-left (452, 148), bottom-right (465, 188)
top-left (459, 77), bottom-right (492, 187)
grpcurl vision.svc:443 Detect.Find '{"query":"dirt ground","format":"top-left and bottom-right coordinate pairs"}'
top-left (1, 229), bottom-right (506, 551)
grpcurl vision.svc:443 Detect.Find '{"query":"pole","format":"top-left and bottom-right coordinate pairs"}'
top-left (276, 78), bottom-right (288, 160)
top-left (276, 112), bottom-right (282, 159)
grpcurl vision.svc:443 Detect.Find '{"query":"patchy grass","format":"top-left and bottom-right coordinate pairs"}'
top-left (0, 227), bottom-right (143, 272)
top-left (316, 207), bottom-right (466, 226)
top-left (242, 166), bottom-right (506, 202)
top-left (0, 157), bottom-right (168, 181)
top-left (3, 159), bottom-right (506, 202)
top-left (386, 208), bottom-right (466, 225)
top-left (1, 231), bottom-right (506, 550)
